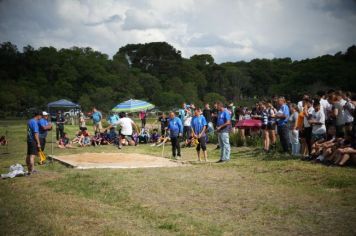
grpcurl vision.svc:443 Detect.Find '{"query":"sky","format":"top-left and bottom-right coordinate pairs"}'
top-left (0, 0), bottom-right (356, 63)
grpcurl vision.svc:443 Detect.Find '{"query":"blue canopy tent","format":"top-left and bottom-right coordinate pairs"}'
top-left (47, 99), bottom-right (80, 155)
top-left (47, 99), bottom-right (80, 109)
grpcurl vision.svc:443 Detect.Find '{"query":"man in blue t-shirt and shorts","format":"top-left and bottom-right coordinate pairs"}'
top-left (92, 107), bottom-right (102, 133)
top-left (216, 102), bottom-right (232, 163)
top-left (191, 107), bottom-right (208, 162)
top-left (27, 111), bottom-right (42, 174)
top-left (38, 111), bottom-right (52, 151)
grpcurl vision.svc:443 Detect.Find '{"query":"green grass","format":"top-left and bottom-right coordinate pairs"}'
top-left (0, 120), bottom-right (356, 235)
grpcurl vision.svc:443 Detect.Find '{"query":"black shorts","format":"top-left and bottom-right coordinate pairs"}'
top-left (301, 127), bottom-right (312, 140)
top-left (261, 124), bottom-right (268, 130)
top-left (27, 141), bottom-right (38, 155)
top-left (267, 123), bottom-right (276, 130)
top-left (231, 120), bottom-right (236, 128)
top-left (196, 136), bottom-right (207, 151)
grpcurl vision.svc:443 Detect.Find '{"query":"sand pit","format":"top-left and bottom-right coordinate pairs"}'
top-left (52, 152), bottom-right (185, 169)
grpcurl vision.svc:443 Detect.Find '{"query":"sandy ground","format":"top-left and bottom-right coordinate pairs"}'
top-left (52, 152), bottom-right (185, 169)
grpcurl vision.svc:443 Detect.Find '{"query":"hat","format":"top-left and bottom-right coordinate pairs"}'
top-left (42, 111), bottom-right (49, 116)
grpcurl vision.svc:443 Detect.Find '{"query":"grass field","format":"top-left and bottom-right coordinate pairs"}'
top-left (0, 120), bottom-right (356, 235)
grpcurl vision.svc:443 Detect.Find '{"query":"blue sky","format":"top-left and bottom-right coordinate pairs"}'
top-left (0, 0), bottom-right (355, 62)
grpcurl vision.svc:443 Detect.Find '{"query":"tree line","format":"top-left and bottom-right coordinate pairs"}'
top-left (0, 41), bottom-right (355, 116)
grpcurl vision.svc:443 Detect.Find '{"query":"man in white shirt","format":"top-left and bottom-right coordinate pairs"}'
top-left (298, 94), bottom-right (310, 112)
top-left (332, 91), bottom-right (347, 137)
top-left (309, 100), bottom-right (326, 142)
top-left (317, 91), bottom-right (331, 120)
top-left (116, 112), bottom-right (138, 149)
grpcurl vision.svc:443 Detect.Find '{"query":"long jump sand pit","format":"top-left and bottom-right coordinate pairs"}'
top-left (52, 152), bottom-right (185, 169)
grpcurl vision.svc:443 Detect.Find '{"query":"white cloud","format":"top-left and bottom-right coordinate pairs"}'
top-left (0, 0), bottom-right (355, 62)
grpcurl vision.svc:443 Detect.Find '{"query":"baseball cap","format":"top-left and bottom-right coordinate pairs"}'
top-left (42, 111), bottom-right (49, 116)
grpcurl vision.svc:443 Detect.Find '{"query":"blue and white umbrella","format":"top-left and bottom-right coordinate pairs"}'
top-left (112, 99), bottom-right (155, 113)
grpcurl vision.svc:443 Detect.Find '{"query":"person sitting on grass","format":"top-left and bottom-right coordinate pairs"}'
top-left (150, 129), bottom-right (160, 143)
top-left (309, 126), bottom-right (337, 162)
top-left (0, 135), bottom-right (8, 146)
top-left (58, 133), bottom-right (72, 148)
top-left (92, 132), bottom-right (103, 147)
top-left (181, 136), bottom-right (198, 148)
top-left (71, 130), bottom-right (83, 144)
top-left (79, 129), bottom-right (91, 147)
top-left (150, 132), bottom-right (170, 147)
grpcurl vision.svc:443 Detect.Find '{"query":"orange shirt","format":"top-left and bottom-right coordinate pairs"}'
top-left (296, 111), bottom-right (304, 130)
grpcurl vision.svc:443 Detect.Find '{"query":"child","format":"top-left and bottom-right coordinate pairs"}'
top-left (0, 135), bottom-right (8, 146)
top-left (79, 129), bottom-right (91, 147)
top-left (92, 132), bottom-right (103, 147)
top-left (58, 133), bottom-right (72, 148)
top-left (150, 129), bottom-right (160, 143)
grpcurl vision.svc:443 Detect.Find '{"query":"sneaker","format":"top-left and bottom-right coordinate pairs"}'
top-left (118, 145), bottom-right (122, 149)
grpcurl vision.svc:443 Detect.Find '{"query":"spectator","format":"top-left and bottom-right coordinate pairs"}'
top-left (157, 113), bottom-right (169, 136)
top-left (55, 110), bottom-right (65, 140)
top-left (216, 101), bottom-right (231, 163)
top-left (38, 111), bottom-right (52, 152)
top-left (183, 109), bottom-right (192, 140)
top-left (139, 110), bottom-right (147, 128)
top-left (266, 101), bottom-right (277, 150)
top-left (167, 111), bottom-right (183, 159)
top-left (332, 91), bottom-right (346, 137)
top-left (301, 99), bottom-right (314, 157)
top-left (191, 107), bottom-right (208, 162)
top-left (260, 102), bottom-right (270, 152)
top-left (309, 100), bottom-right (327, 142)
top-left (58, 133), bottom-right (72, 148)
top-left (288, 104), bottom-right (300, 156)
top-left (343, 91), bottom-right (355, 134)
top-left (107, 113), bottom-right (120, 133)
top-left (203, 103), bottom-right (214, 133)
top-left (275, 97), bottom-right (290, 153)
top-left (79, 112), bottom-right (87, 131)
top-left (26, 111), bottom-right (42, 174)
top-left (92, 107), bottom-right (102, 133)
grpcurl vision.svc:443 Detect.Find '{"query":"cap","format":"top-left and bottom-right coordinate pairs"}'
top-left (42, 111), bottom-right (49, 116)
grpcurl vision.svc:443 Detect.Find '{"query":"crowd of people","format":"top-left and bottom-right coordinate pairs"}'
top-left (25, 90), bottom-right (356, 174)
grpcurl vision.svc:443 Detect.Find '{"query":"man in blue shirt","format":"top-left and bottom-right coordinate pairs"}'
top-left (38, 111), bottom-right (52, 151)
top-left (27, 111), bottom-right (42, 174)
top-left (216, 102), bottom-right (232, 163)
top-left (167, 111), bottom-right (183, 159)
top-left (92, 107), bottom-right (102, 133)
top-left (191, 107), bottom-right (208, 162)
top-left (275, 97), bottom-right (290, 153)
top-left (107, 113), bottom-right (120, 133)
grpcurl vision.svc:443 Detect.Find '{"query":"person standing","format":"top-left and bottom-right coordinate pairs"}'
top-left (26, 111), bottom-right (42, 174)
top-left (157, 113), bottom-right (169, 136)
top-left (216, 102), bottom-right (231, 163)
top-left (275, 97), bottom-right (290, 153)
top-left (229, 102), bottom-right (236, 133)
top-left (167, 112), bottom-right (183, 159)
top-left (55, 110), bottom-right (65, 140)
top-left (38, 111), bottom-right (52, 152)
top-left (191, 108), bottom-right (208, 162)
top-left (203, 103), bottom-right (214, 134)
top-left (183, 109), bottom-right (192, 140)
top-left (92, 107), bottom-right (102, 133)
top-left (139, 110), bottom-right (147, 129)
top-left (288, 104), bottom-right (300, 156)
top-left (107, 113), bottom-right (120, 133)
top-left (79, 112), bottom-right (87, 131)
